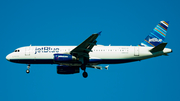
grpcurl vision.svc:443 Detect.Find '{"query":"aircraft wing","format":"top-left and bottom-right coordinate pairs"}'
top-left (70, 31), bottom-right (101, 59)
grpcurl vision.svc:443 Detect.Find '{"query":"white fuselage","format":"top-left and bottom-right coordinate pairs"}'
top-left (6, 45), bottom-right (172, 66)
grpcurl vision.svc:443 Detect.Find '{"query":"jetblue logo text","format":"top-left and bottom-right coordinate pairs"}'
top-left (35, 47), bottom-right (59, 54)
top-left (149, 38), bottom-right (162, 42)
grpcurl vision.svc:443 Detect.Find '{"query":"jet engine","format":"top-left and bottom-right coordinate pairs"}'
top-left (57, 65), bottom-right (79, 74)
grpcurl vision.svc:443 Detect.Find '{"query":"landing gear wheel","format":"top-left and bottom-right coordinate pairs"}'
top-left (83, 72), bottom-right (88, 78)
top-left (26, 69), bottom-right (30, 74)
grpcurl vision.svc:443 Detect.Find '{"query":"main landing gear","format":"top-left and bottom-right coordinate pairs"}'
top-left (26, 64), bottom-right (30, 74)
top-left (81, 64), bottom-right (88, 78)
top-left (83, 72), bottom-right (88, 78)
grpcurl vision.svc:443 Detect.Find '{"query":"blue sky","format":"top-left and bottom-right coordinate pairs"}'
top-left (0, 0), bottom-right (180, 101)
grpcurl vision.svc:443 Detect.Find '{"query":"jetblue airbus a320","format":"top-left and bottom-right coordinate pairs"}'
top-left (6, 21), bottom-right (172, 78)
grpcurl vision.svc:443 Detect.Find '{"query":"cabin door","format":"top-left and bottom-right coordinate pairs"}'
top-left (134, 47), bottom-right (139, 56)
top-left (25, 47), bottom-right (30, 56)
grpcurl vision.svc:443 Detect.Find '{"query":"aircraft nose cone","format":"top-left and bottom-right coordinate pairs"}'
top-left (6, 54), bottom-right (11, 61)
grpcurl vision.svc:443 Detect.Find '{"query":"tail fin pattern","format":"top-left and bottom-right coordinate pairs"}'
top-left (139, 21), bottom-right (169, 47)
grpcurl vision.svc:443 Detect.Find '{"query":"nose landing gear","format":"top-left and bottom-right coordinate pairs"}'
top-left (26, 64), bottom-right (30, 74)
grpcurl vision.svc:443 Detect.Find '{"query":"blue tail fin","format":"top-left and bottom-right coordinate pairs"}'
top-left (139, 21), bottom-right (169, 47)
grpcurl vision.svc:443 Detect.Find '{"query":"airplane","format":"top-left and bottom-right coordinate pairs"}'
top-left (6, 21), bottom-right (172, 78)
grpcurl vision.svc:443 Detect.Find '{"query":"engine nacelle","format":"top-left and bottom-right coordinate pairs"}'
top-left (54, 54), bottom-right (76, 62)
top-left (57, 65), bottom-right (79, 74)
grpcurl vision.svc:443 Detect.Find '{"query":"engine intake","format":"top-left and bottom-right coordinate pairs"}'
top-left (57, 65), bottom-right (79, 74)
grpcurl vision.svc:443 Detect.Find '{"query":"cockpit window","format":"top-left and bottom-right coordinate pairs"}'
top-left (14, 50), bottom-right (20, 52)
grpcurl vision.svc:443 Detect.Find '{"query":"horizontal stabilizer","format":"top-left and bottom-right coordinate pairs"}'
top-left (150, 43), bottom-right (167, 52)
